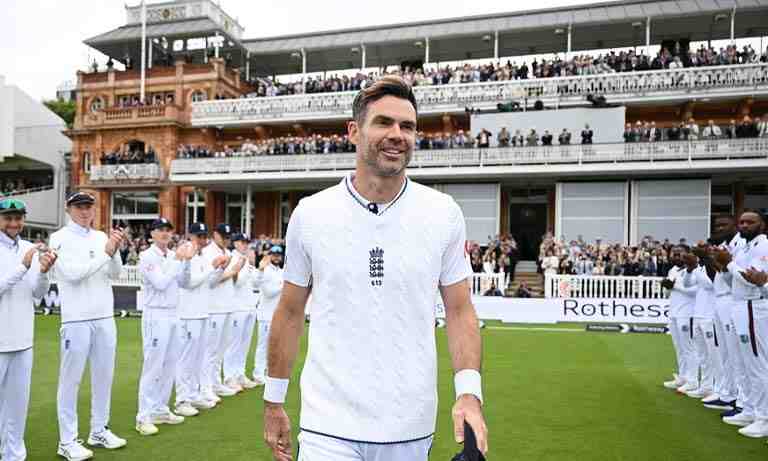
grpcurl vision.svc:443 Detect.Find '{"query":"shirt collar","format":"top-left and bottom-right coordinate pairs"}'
top-left (152, 244), bottom-right (169, 257)
top-left (0, 231), bottom-right (19, 250)
top-left (343, 173), bottom-right (408, 211)
top-left (67, 221), bottom-right (91, 237)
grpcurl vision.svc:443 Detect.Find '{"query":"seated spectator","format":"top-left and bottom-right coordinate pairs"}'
top-left (483, 281), bottom-right (504, 297)
top-left (515, 281), bottom-right (532, 298)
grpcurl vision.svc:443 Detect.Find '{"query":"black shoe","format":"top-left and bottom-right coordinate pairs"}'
top-left (704, 399), bottom-right (736, 411)
top-left (721, 407), bottom-right (742, 418)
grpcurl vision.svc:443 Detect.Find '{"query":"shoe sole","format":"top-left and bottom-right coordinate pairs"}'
top-left (723, 420), bottom-right (753, 427)
top-left (87, 440), bottom-right (127, 450)
top-left (57, 450), bottom-right (94, 461)
top-left (704, 404), bottom-right (735, 410)
top-left (739, 432), bottom-right (768, 438)
top-left (136, 429), bottom-right (159, 436)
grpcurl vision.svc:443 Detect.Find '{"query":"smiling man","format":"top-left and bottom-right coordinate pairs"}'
top-left (263, 76), bottom-right (488, 461)
top-left (0, 198), bottom-right (55, 461)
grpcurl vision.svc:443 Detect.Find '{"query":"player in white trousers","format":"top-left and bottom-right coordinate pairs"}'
top-left (684, 248), bottom-right (721, 399)
top-left (49, 191), bottom-right (128, 460)
top-left (135, 218), bottom-right (197, 436)
top-left (718, 210), bottom-right (768, 438)
top-left (263, 77), bottom-right (487, 461)
top-left (0, 198), bottom-right (55, 461)
top-left (252, 245), bottom-right (284, 385)
top-left (662, 246), bottom-right (699, 393)
top-left (174, 223), bottom-right (227, 413)
top-left (223, 233), bottom-right (259, 390)
top-left (202, 224), bottom-right (245, 399)
top-left (704, 218), bottom-right (744, 412)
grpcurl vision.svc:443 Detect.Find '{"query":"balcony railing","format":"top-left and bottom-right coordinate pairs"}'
top-left (191, 63), bottom-right (768, 125)
top-left (90, 163), bottom-right (164, 182)
top-left (545, 274), bottom-right (666, 299)
top-left (170, 138), bottom-right (768, 177)
top-left (80, 104), bottom-right (182, 128)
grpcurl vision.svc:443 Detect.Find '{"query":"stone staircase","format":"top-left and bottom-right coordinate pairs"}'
top-left (504, 261), bottom-right (545, 298)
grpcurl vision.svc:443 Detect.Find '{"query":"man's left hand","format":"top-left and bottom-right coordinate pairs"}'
top-left (452, 394), bottom-right (488, 456)
top-left (742, 267), bottom-right (768, 287)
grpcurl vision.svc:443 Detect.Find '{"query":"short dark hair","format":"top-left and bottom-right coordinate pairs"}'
top-left (742, 209), bottom-right (767, 225)
top-left (352, 76), bottom-right (417, 125)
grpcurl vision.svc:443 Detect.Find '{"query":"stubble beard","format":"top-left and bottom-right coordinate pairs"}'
top-left (361, 136), bottom-right (412, 178)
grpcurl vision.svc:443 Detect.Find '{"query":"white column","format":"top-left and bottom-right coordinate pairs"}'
top-left (245, 185), bottom-right (252, 236)
top-left (139, 0), bottom-right (147, 102)
top-left (645, 17), bottom-right (651, 55)
top-left (148, 38), bottom-right (153, 69)
top-left (214, 33), bottom-right (221, 59)
top-left (361, 43), bottom-right (366, 71)
top-left (192, 190), bottom-right (199, 222)
top-left (566, 24), bottom-right (572, 60)
top-left (730, 6), bottom-right (736, 44)
top-left (424, 37), bottom-right (430, 65)
top-left (494, 30), bottom-right (499, 61)
top-left (245, 50), bottom-right (250, 79)
top-left (301, 48), bottom-right (307, 76)
top-left (204, 37), bottom-right (209, 63)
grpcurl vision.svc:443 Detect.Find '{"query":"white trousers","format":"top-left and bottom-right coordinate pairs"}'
top-left (0, 348), bottom-right (33, 461)
top-left (734, 300), bottom-right (768, 420)
top-left (670, 317), bottom-right (697, 384)
top-left (223, 311), bottom-right (255, 381)
top-left (57, 317), bottom-right (117, 444)
top-left (175, 318), bottom-right (207, 405)
top-left (297, 431), bottom-right (433, 461)
top-left (204, 313), bottom-right (231, 391)
top-left (692, 317), bottom-right (721, 392)
top-left (136, 309), bottom-right (181, 423)
top-left (713, 296), bottom-right (739, 402)
top-left (253, 320), bottom-right (271, 381)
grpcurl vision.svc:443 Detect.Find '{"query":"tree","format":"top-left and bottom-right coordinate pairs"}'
top-left (43, 99), bottom-right (76, 128)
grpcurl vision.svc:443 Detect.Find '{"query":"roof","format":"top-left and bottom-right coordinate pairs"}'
top-left (85, 18), bottom-right (226, 45)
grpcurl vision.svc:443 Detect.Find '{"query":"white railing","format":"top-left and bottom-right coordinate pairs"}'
top-left (545, 274), bottom-right (666, 299)
top-left (0, 184), bottom-right (55, 198)
top-left (170, 138), bottom-right (768, 177)
top-left (50, 265), bottom-right (142, 287)
top-left (191, 63), bottom-right (768, 124)
top-left (471, 272), bottom-right (507, 296)
top-left (89, 163), bottom-right (163, 182)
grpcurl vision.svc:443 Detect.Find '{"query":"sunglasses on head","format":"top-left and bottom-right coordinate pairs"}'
top-left (0, 199), bottom-right (27, 213)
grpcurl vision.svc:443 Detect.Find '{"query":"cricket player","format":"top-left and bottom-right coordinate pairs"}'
top-left (0, 198), bottom-right (55, 461)
top-left (263, 76), bottom-right (488, 461)
top-left (716, 210), bottom-right (768, 437)
top-left (49, 191), bottom-right (127, 460)
top-left (202, 224), bottom-right (245, 398)
top-left (135, 218), bottom-right (196, 436)
top-left (252, 244), bottom-right (284, 385)
top-left (662, 246), bottom-right (699, 393)
top-left (175, 223), bottom-right (228, 412)
top-left (223, 233), bottom-right (259, 390)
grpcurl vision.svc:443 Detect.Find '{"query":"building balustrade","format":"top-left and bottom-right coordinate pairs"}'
top-left (89, 163), bottom-right (164, 182)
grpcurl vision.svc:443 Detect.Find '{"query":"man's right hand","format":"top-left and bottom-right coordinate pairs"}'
top-left (259, 255), bottom-right (271, 271)
top-left (212, 255), bottom-right (229, 269)
top-left (713, 249), bottom-right (732, 270)
top-left (21, 247), bottom-right (37, 269)
top-left (264, 402), bottom-right (292, 461)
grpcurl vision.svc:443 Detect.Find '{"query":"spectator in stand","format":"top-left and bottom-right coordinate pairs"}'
top-left (476, 129), bottom-right (492, 148)
top-left (541, 249), bottom-right (559, 276)
top-left (581, 124), bottom-right (594, 144)
top-left (624, 123), bottom-right (639, 143)
top-left (736, 115), bottom-right (758, 138)
top-left (702, 120), bottom-right (722, 139)
top-left (667, 123), bottom-right (682, 141)
top-left (756, 115), bottom-right (768, 137)
top-left (512, 129), bottom-right (525, 147)
top-left (483, 281), bottom-right (503, 297)
top-left (725, 119), bottom-right (738, 139)
top-left (558, 128), bottom-right (572, 145)
top-left (684, 118), bottom-right (700, 140)
top-left (515, 281), bottom-right (533, 298)
top-left (526, 129), bottom-right (539, 147)
top-left (541, 130), bottom-right (554, 146)
top-left (497, 128), bottom-right (511, 147)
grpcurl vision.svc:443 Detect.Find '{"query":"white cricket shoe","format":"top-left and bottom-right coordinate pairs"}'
top-left (203, 389), bottom-right (223, 402)
top-left (663, 377), bottom-right (685, 389)
top-left (238, 375), bottom-right (259, 389)
top-left (685, 388), bottom-right (712, 399)
top-left (213, 384), bottom-right (237, 397)
top-left (191, 399), bottom-right (216, 410)
top-left (87, 428), bottom-right (127, 449)
top-left (723, 412), bottom-right (755, 427)
top-left (676, 382), bottom-right (697, 394)
top-left (738, 419), bottom-right (768, 438)
top-left (175, 402), bottom-right (200, 417)
top-left (135, 422), bottom-right (159, 436)
top-left (224, 378), bottom-right (244, 393)
top-left (57, 440), bottom-right (94, 461)
top-left (252, 376), bottom-right (266, 386)
top-left (151, 412), bottom-right (185, 425)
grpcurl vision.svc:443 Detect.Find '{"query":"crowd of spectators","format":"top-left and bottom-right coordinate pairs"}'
top-left (0, 175), bottom-right (54, 197)
top-left (245, 44), bottom-right (768, 98)
top-left (625, 115), bottom-right (768, 142)
top-left (537, 232), bottom-right (687, 278)
top-left (99, 146), bottom-right (157, 165)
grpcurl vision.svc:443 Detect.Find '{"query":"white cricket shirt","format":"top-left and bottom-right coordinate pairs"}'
top-left (284, 174), bottom-right (472, 443)
top-left (254, 263), bottom-right (283, 322)
top-left (49, 223), bottom-right (123, 323)
top-left (177, 249), bottom-right (223, 320)
top-left (232, 252), bottom-right (258, 312)
top-left (203, 242), bottom-right (235, 314)
top-left (667, 266), bottom-right (696, 318)
top-left (139, 245), bottom-right (184, 310)
top-left (690, 266), bottom-right (716, 319)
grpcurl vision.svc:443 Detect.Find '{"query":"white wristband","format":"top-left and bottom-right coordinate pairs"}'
top-left (264, 376), bottom-right (290, 404)
top-left (454, 369), bottom-right (483, 405)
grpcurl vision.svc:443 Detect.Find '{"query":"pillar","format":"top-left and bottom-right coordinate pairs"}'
top-left (245, 184), bottom-right (252, 237)
top-left (645, 17), bottom-right (651, 55)
top-left (734, 182), bottom-right (745, 217)
top-left (424, 38), bottom-right (430, 65)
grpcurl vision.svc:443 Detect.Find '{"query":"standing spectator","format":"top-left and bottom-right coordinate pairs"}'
top-left (526, 128), bottom-right (539, 147)
top-left (756, 115), bottom-right (768, 137)
top-left (476, 129), bottom-right (492, 148)
top-left (541, 130), bottom-right (554, 146)
top-left (702, 120), bottom-right (722, 139)
top-left (685, 118), bottom-right (700, 140)
top-left (497, 127), bottom-right (511, 147)
top-left (541, 249), bottom-right (559, 276)
top-left (724, 119), bottom-right (738, 139)
top-left (512, 129), bottom-right (525, 147)
top-left (581, 124), bottom-right (594, 144)
top-left (558, 128), bottom-right (572, 145)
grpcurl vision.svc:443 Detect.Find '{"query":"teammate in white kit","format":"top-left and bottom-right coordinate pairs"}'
top-left (0, 198), bottom-right (55, 461)
top-left (175, 223), bottom-right (228, 413)
top-left (662, 246), bottom-right (698, 391)
top-left (252, 245), bottom-right (284, 386)
top-left (223, 233), bottom-right (260, 390)
top-left (135, 218), bottom-right (196, 436)
top-left (715, 210), bottom-right (768, 438)
top-left (263, 76), bottom-right (488, 461)
top-left (49, 192), bottom-right (127, 460)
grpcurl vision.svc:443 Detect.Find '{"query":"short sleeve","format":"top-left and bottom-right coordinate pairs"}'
top-left (440, 202), bottom-right (473, 287)
top-left (283, 202), bottom-right (312, 287)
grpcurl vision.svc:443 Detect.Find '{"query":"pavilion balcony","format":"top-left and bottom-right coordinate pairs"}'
top-left (190, 63), bottom-right (768, 126)
top-left (89, 163), bottom-right (164, 184)
top-left (169, 138), bottom-right (768, 183)
top-left (79, 104), bottom-right (185, 129)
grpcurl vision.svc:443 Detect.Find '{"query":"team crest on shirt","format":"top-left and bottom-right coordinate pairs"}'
top-left (705, 331), bottom-right (713, 339)
top-left (369, 247), bottom-right (384, 287)
top-left (681, 325), bottom-right (689, 332)
top-left (89, 250), bottom-right (95, 259)
top-left (726, 324), bottom-right (731, 332)
top-left (740, 334), bottom-right (750, 344)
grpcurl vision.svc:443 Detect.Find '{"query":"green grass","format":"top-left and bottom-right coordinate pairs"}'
top-left (23, 317), bottom-right (766, 460)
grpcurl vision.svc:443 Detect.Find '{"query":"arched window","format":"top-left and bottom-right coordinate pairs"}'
top-left (90, 97), bottom-right (105, 112)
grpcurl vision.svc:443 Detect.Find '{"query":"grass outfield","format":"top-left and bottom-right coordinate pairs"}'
top-left (23, 317), bottom-right (766, 460)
